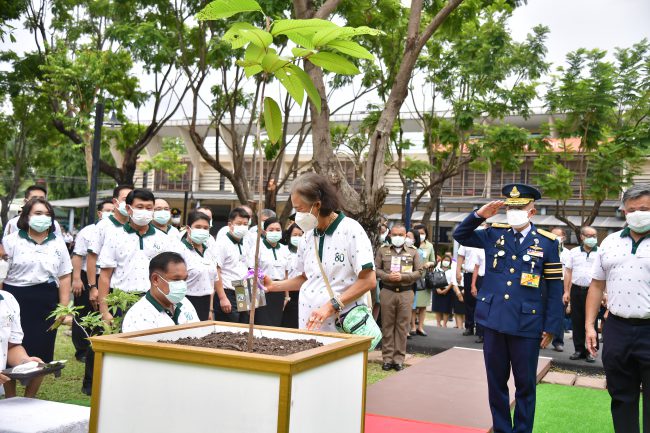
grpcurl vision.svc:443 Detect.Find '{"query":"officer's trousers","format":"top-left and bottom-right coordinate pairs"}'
top-left (483, 328), bottom-right (540, 433)
top-left (380, 288), bottom-right (414, 364)
top-left (603, 315), bottom-right (650, 433)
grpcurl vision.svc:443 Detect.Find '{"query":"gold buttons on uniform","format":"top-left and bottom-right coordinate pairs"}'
top-left (512, 255), bottom-right (517, 260)
top-left (504, 294), bottom-right (510, 300)
top-left (481, 297), bottom-right (486, 301)
top-left (507, 281), bottom-right (512, 286)
top-left (510, 268), bottom-right (515, 274)
top-left (532, 310), bottom-right (536, 314)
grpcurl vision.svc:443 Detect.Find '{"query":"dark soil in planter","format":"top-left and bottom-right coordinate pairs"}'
top-left (161, 331), bottom-right (323, 356)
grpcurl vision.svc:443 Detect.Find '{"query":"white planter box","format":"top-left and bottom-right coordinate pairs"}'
top-left (89, 321), bottom-right (371, 433)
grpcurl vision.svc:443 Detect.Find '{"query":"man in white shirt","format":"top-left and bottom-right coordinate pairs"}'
top-left (2, 185), bottom-right (62, 240)
top-left (563, 226), bottom-right (600, 363)
top-left (456, 224), bottom-right (487, 341)
top-left (0, 291), bottom-right (44, 398)
top-left (587, 184), bottom-right (650, 433)
top-left (152, 198), bottom-right (180, 238)
top-left (549, 226), bottom-right (570, 352)
top-left (122, 252), bottom-right (199, 332)
top-left (213, 207), bottom-right (252, 323)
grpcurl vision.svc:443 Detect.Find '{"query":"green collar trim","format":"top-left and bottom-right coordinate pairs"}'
top-left (108, 214), bottom-right (123, 227)
top-left (227, 231), bottom-right (242, 245)
top-left (182, 238), bottom-right (207, 257)
top-left (154, 224), bottom-right (170, 234)
top-left (145, 291), bottom-right (183, 323)
top-left (123, 222), bottom-right (156, 237)
top-left (0, 292), bottom-right (4, 300)
top-left (580, 245), bottom-right (598, 254)
top-left (263, 238), bottom-right (280, 250)
top-left (620, 227), bottom-right (650, 254)
top-left (315, 212), bottom-right (345, 237)
top-left (18, 229), bottom-right (56, 245)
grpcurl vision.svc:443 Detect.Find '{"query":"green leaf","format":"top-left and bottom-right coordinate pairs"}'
top-left (326, 40), bottom-right (374, 60)
top-left (308, 52), bottom-right (360, 75)
top-left (263, 97), bottom-right (282, 144)
top-left (196, 0), bottom-right (263, 20)
top-left (312, 27), bottom-right (345, 47)
top-left (261, 50), bottom-right (290, 73)
top-left (292, 47), bottom-right (315, 58)
top-left (244, 65), bottom-right (263, 77)
top-left (223, 22), bottom-right (256, 49)
top-left (239, 28), bottom-right (273, 49)
top-left (271, 19), bottom-right (337, 36)
top-left (275, 66), bottom-right (305, 105)
top-left (288, 64), bottom-right (321, 114)
top-left (245, 44), bottom-right (265, 63)
top-left (284, 32), bottom-right (316, 50)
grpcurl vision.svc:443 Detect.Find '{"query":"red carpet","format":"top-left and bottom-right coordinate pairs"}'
top-left (365, 413), bottom-right (487, 433)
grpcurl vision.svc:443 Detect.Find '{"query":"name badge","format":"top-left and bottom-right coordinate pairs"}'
top-left (527, 249), bottom-right (544, 258)
top-left (520, 273), bottom-right (540, 288)
top-left (390, 256), bottom-right (401, 272)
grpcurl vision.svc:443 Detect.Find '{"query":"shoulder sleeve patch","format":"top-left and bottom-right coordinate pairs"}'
top-left (537, 228), bottom-right (558, 241)
top-left (490, 223), bottom-right (511, 229)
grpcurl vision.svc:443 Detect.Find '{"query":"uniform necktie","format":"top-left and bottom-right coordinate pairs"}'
top-left (514, 232), bottom-right (523, 244)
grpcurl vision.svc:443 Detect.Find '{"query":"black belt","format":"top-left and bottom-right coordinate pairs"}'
top-left (572, 284), bottom-right (590, 290)
top-left (382, 286), bottom-right (412, 293)
top-left (611, 314), bottom-right (650, 326)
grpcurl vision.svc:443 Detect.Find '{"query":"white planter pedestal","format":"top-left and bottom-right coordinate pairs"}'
top-left (89, 321), bottom-right (370, 433)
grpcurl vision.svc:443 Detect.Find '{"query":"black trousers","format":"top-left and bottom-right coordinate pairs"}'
top-left (213, 289), bottom-right (249, 324)
top-left (570, 284), bottom-right (599, 354)
top-left (281, 291), bottom-right (299, 329)
top-left (602, 315), bottom-right (650, 433)
top-left (72, 270), bottom-right (93, 358)
top-left (186, 294), bottom-right (212, 321)
top-left (254, 291), bottom-right (285, 327)
top-left (463, 273), bottom-right (484, 336)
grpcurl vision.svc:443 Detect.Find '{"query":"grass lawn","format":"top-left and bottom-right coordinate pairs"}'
top-left (534, 384), bottom-right (615, 433)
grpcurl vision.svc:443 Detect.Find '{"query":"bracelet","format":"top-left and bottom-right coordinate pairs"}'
top-left (284, 296), bottom-right (291, 301)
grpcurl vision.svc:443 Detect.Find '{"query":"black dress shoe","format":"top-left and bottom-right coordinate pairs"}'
top-left (416, 329), bottom-right (428, 336)
top-left (553, 344), bottom-right (564, 352)
top-left (586, 354), bottom-right (596, 363)
top-left (382, 362), bottom-right (394, 371)
top-left (81, 385), bottom-right (92, 396)
top-left (407, 334), bottom-right (412, 339)
top-left (393, 364), bottom-right (404, 371)
top-left (475, 336), bottom-right (484, 344)
top-left (462, 330), bottom-right (474, 336)
top-left (569, 352), bottom-right (586, 360)
top-left (75, 354), bottom-right (87, 363)
top-left (409, 330), bottom-right (417, 336)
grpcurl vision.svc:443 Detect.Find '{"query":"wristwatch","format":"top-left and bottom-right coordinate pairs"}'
top-left (89, 284), bottom-right (98, 289)
top-left (330, 297), bottom-right (343, 312)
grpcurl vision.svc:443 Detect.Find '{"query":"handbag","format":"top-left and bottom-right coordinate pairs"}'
top-left (313, 236), bottom-right (382, 351)
top-left (425, 267), bottom-right (448, 290)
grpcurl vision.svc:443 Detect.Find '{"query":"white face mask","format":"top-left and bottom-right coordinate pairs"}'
top-left (380, 232), bottom-right (388, 242)
top-left (153, 210), bottom-right (171, 225)
top-left (441, 260), bottom-right (451, 268)
top-left (583, 237), bottom-right (598, 248)
top-left (266, 231), bottom-right (283, 244)
top-left (130, 207), bottom-right (154, 226)
top-left (232, 224), bottom-right (248, 239)
top-left (295, 205), bottom-right (318, 232)
top-left (506, 209), bottom-right (530, 229)
top-left (117, 201), bottom-right (129, 217)
top-left (626, 210), bottom-right (650, 234)
top-left (405, 238), bottom-right (415, 248)
top-left (290, 236), bottom-right (301, 247)
top-left (101, 211), bottom-right (113, 221)
top-left (391, 236), bottom-right (405, 248)
top-left (171, 216), bottom-right (181, 225)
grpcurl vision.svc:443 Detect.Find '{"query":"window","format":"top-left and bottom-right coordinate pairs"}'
top-left (154, 161), bottom-right (192, 191)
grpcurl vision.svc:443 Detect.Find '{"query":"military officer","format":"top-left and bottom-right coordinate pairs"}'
top-left (453, 184), bottom-right (563, 433)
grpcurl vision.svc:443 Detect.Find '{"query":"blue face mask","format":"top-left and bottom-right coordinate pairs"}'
top-left (117, 201), bottom-right (129, 217)
top-left (156, 274), bottom-right (187, 304)
top-left (189, 228), bottom-right (210, 245)
top-left (153, 210), bottom-right (171, 225)
top-left (29, 215), bottom-right (52, 233)
top-left (265, 231), bottom-right (283, 244)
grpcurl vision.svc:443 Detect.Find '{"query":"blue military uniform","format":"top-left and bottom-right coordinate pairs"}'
top-left (453, 184), bottom-right (563, 433)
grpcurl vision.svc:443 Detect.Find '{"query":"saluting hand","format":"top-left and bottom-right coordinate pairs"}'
top-left (477, 200), bottom-right (505, 219)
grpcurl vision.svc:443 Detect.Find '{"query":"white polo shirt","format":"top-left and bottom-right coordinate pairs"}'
top-left (565, 246), bottom-right (600, 287)
top-left (2, 216), bottom-right (63, 240)
top-left (98, 224), bottom-right (181, 293)
top-left (214, 232), bottom-right (250, 290)
top-left (458, 245), bottom-right (485, 276)
top-left (179, 239), bottom-right (219, 297)
top-left (591, 228), bottom-right (650, 319)
top-left (154, 225), bottom-right (180, 239)
top-left (72, 224), bottom-right (97, 272)
top-left (287, 247), bottom-right (301, 278)
top-left (254, 239), bottom-right (290, 281)
top-left (295, 213), bottom-right (374, 332)
top-left (121, 292), bottom-right (199, 332)
top-left (2, 231), bottom-right (72, 287)
top-left (88, 214), bottom-right (126, 255)
top-left (0, 291), bottom-right (23, 395)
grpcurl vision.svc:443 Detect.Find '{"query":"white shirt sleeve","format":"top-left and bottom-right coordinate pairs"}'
top-left (591, 244), bottom-right (606, 281)
top-left (7, 293), bottom-right (24, 345)
top-left (98, 236), bottom-right (118, 269)
top-left (347, 222), bottom-right (375, 275)
top-left (295, 235), bottom-right (306, 275)
top-left (56, 239), bottom-right (73, 277)
top-left (564, 249), bottom-right (574, 270)
top-left (457, 245), bottom-right (466, 257)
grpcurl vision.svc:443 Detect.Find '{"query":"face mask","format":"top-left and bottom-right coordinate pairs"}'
top-left (101, 211), bottom-right (113, 220)
top-left (171, 217), bottom-right (181, 225)
top-left (405, 238), bottom-right (415, 248)
top-left (266, 231), bottom-right (283, 244)
top-left (130, 207), bottom-right (154, 226)
top-left (117, 201), bottom-right (129, 217)
top-left (156, 274), bottom-right (187, 304)
top-left (189, 228), bottom-right (210, 244)
top-left (232, 224), bottom-right (248, 239)
top-left (153, 210), bottom-right (171, 225)
top-left (29, 215), bottom-right (52, 233)
top-left (295, 205), bottom-right (319, 232)
top-left (506, 209), bottom-right (530, 229)
top-left (583, 237), bottom-right (598, 248)
top-left (441, 260), bottom-right (451, 268)
top-left (290, 236), bottom-right (301, 247)
top-left (626, 210), bottom-right (650, 234)
top-left (380, 232), bottom-right (388, 242)
top-left (391, 236), bottom-right (405, 248)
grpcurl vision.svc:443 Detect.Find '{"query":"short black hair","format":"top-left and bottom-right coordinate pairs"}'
top-left (149, 252), bottom-right (186, 278)
top-left (407, 229), bottom-right (421, 249)
top-left (263, 217), bottom-right (280, 231)
top-left (229, 207), bottom-right (250, 222)
top-left (413, 224), bottom-right (429, 240)
top-left (24, 185), bottom-right (47, 199)
top-left (97, 199), bottom-right (113, 212)
top-left (125, 188), bottom-right (155, 205)
top-left (17, 197), bottom-right (56, 232)
top-left (113, 184), bottom-right (134, 199)
top-left (187, 210), bottom-right (211, 227)
top-left (290, 172), bottom-right (341, 217)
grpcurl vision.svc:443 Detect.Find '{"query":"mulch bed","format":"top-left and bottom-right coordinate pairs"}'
top-left (161, 331), bottom-right (323, 356)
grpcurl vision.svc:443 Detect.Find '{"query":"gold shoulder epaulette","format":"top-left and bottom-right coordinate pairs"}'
top-left (491, 223), bottom-right (511, 229)
top-left (537, 228), bottom-right (558, 241)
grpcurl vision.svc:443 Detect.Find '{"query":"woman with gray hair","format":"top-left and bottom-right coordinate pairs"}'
top-left (263, 173), bottom-right (377, 332)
